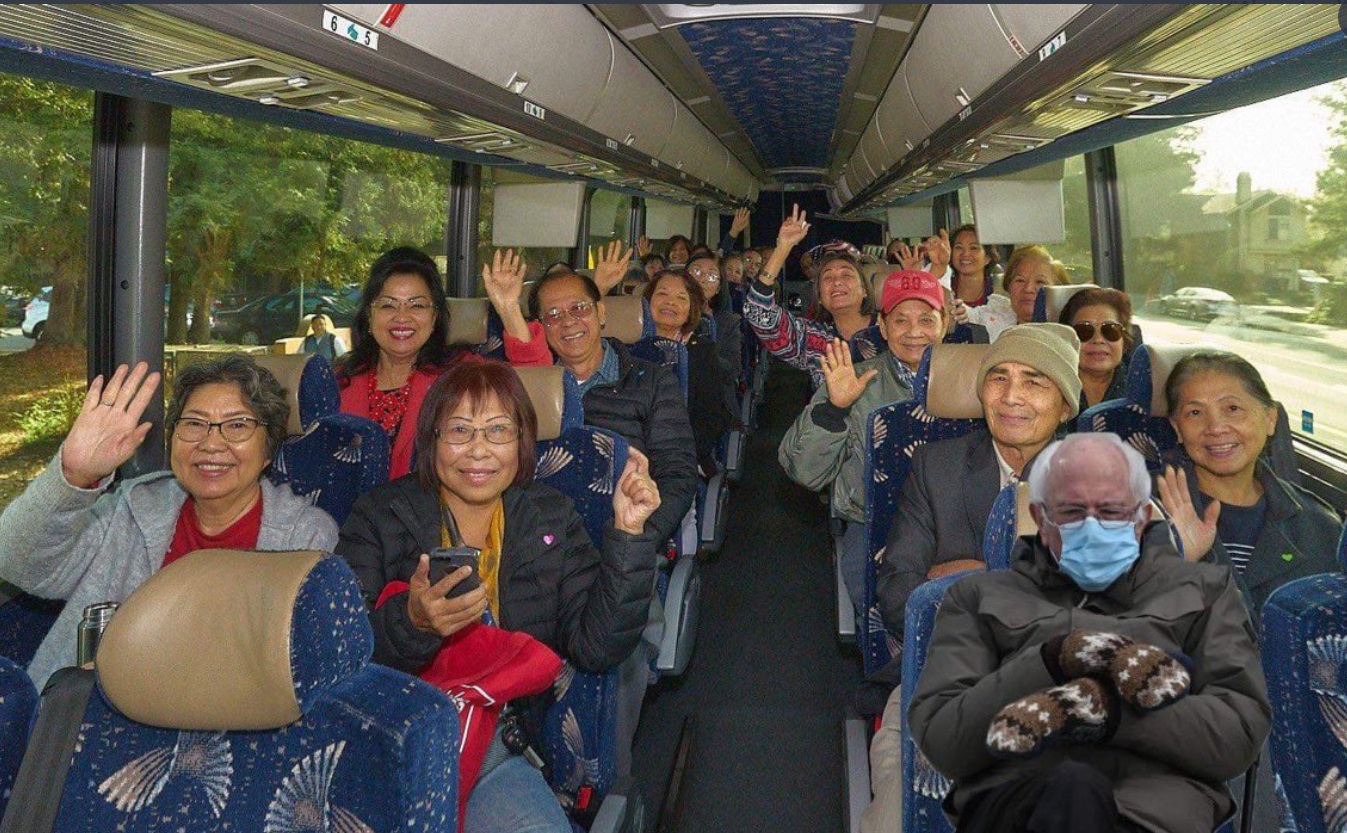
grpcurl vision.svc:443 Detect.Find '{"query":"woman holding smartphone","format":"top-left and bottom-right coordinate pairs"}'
top-left (336, 361), bottom-right (662, 833)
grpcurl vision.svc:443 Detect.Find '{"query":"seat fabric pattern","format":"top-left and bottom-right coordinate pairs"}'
top-left (0, 655), bottom-right (38, 817)
top-left (0, 591), bottom-right (64, 667)
top-left (900, 573), bottom-right (966, 833)
top-left (629, 337), bottom-right (689, 400)
top-left (861, 356), bottom-right (981, 674)
top-left (47, 554), bottom-right (457, 833)
top-left (1263, 572), bottom-right (1347, 833)
top-left (291, 354), bottom-right (341, 427)
top-left (270, 413), bottom-right (390, 527)
top-left (980, 484), bottom-right (1022, 574)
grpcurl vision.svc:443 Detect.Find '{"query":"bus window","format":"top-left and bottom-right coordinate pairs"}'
top-left (477, 166), bottom-right (573, 286)
top-left (169, 111), bottom-right (449, 356)
top-left (0, 72), bottom-right (91, 510)
top-left (586, 188), bottom-right (631, 262)
top-left (1059, 156), bottom-right (1094, 283)
top-left (1118, 78), bottom-right (1347, 454)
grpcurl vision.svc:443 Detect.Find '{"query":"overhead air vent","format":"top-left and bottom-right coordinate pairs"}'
top-left (1050, 71), bottom-right (1207, 116)
top-left (156, 57), bottom-right (362, 109)
top-left (435, 131), bottom-right (531, 154)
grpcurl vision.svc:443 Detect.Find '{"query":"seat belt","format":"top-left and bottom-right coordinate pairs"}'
top-left (0, 667), bottom-right (96, 833)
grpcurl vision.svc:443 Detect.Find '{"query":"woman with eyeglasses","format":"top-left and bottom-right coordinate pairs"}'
top-left (337, 247), bottom-right (551, 479)
top-left (337, 361), bottom-right (661, 833)
top-left (686, 252), bottom-right (744, 414)
top-left (0, 355), bottom-right (338, 690)
top-left (1057, 287), bottom-right (1134, 412)
top-left (527, 270), bottom-right (697, 545)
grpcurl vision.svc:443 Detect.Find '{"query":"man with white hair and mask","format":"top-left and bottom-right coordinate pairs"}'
top-left (908, 432), bottom-right (1269, 833)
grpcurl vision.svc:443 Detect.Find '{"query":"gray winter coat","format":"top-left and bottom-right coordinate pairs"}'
top-left (909, 525), bottom-right (1270, 833)
top-left (0, 455), bottom-right (338, 689)
top-left (778, 352), bottom-right (915, 524)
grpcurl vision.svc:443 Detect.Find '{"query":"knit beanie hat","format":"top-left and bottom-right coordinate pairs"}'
top-left (977, 323), bottom-right (1083, 418)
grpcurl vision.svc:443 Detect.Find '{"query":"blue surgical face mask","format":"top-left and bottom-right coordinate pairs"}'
top-left (1055, 517), bottom-right (1142, 592)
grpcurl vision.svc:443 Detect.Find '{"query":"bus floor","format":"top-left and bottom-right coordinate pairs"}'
top-left (631, 358), bottom-right (864, 833)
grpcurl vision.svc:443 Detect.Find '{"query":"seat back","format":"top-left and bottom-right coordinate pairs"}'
top-left (629, 336), bottom-right (689, 400)
top-left (0, 583), bottom-right (63, 667)
top-left (259, 354), bottom-right (388, 525)
top-left (446, 297), bottom-right (491, 348)
top-left (36, 549), bottom-right (457, 832)
top-left (0, 655), bottom-right (38, 821)
top-left (601, 295), bottom-right (652, 344)
top-left (1262, 571), bottom-right (1347, 833)
top-left (515, 365), bottom-right (630, 812)
top-left (1032, 284), bottom-right (1098, 324)
top-left (860, 345), bottom-right (987, 674)
top-left (980, 482), bottom-right (1037, 573)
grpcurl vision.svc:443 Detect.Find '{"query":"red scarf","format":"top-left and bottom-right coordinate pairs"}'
top-left (374, 582), bottom-right (561, 826)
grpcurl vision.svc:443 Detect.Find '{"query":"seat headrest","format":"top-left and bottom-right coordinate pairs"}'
top-left (97, 550), bottom-right (372, 731)
top-left (515, 365), bottom-right (583, 441)
top-left (922, 343), bottom-right (992, 419)
top-left (1034, 284), bottom-right (1098, 323)
top-left (446, 297), bottom-right (490, 347)
top-left (1127, 342), bottom-right (1210, 417)
top-left (602, 295), bottom-right (647, 344)
top-left (252, 353), bottom-right (340, 433)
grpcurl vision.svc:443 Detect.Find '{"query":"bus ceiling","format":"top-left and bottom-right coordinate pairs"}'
top-left (0, 5), bottom-right (1338, 218)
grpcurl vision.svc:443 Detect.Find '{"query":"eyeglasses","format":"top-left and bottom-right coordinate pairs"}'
top-left (372, 297), bottom-right (435, 315)
top-left (1072, 321), bottom-right (1125, 343)
top-left (174, 417), bottom-right (265, 444)
top-left (1040, 503), bottom-right (1143, 531)
top-left (689, 265), bottom-right (720, 283)
top-left (540, 300), bottom-right (596, 328)
top-left (435, 422), bottom-right (520, 445)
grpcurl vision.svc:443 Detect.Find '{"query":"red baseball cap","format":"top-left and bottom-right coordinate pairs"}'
top-left (880, 270), bottom-right (944, 315)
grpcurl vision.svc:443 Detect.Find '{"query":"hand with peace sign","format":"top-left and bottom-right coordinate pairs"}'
top-left (62, 362), bottom-right (162, 488)
top-left (819, 338), bottom-right (878, 410)
top-left (760, 204), bottom-right (810, 287)
top-left (482, 248), bottom-right (533, 343)
top-left (923, 229), bottom-right (951, 277)
top-left (612, 448), bottom-right (661, 535)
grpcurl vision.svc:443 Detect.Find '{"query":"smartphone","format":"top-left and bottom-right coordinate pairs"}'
top-left (427, 546), bottom-right (481, 599)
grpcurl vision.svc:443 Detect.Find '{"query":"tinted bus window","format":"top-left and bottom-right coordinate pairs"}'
top-left (1118, 78), bottom-right (1347, 453)
top-left (1059, 155), bottom-right (1094, 282)
top-left (477, 167), bottom-right (573, 284)
top-left (0, 73), bottom-right (91, 509)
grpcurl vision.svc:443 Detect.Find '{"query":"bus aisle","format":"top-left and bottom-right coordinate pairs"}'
top-left (633, 358), bottom-right (864, 833)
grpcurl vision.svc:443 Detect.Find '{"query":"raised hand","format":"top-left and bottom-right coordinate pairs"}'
top-left (406, 554), bottom-right (488, 638)
top-left (923, 229), bottom-right (951, 276)
top-left (594, 239), bottom-right (635, 295)
top-left (61, 362), bottom-right (161, 488)
top-left (819, 338), bottom-right (878, 410)
top-left (776, 203), bottom-right (810, 252)
top-left (637, 235), bottom-right (652, 258)
top-left (893, 241), bottom-right (922, 272)
top-left (1156, 464), bottom-right (1218, 561)
top-left (612, 447), bottom-right (661, 535)
top-left (729, 207), bottom-right (750, 238)
top-left (482, 248), bottom-right (527, 313)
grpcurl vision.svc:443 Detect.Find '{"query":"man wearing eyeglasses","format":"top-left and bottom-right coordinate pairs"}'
top-left (909, 432), bottom-right (1268, 833)
top-left (527, 270), bottom-right (697, 548)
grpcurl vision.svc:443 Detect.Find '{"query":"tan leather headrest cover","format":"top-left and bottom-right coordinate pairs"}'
top-left (446, 298), bottom-right (490, 347)
top-left (515, 365), bottom-right (565, 441)
top-left (251, 354), bottom-right (309, 435)
top-left (97, 549), bottom-right (325, 730)
top-left (602, 295), bottom-right (646, 344)
top-left (1146, 343), bottom-right (1209, 417)
top-left (1041, 284), bottom-right (1097, 323)
top-left (1015, 481), bottom-right (1038, 537)
top-left (925, 343), bottom-right (992, 419)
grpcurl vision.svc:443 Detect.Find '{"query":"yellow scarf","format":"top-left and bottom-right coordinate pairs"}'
top-left (440, 501), bottom-right (504, 622)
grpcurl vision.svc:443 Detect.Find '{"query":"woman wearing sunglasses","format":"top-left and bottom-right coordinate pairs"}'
top-left (1058, 287), bottom-right (1134, 412)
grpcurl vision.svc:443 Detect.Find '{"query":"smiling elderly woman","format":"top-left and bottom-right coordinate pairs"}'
top-left (0, 355), bottom-right (339, 690)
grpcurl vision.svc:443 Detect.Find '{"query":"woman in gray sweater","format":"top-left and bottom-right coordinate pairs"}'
top-left (0, 355), bottom-right (338, 689)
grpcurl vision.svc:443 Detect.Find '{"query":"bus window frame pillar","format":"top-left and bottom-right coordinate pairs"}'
top-left (1085, 147), bottom-right (1124, 289)
top-left (88, 93), bottom-right (170, 477)
top-left (575, 186), bottom-right (594, 268)
top-left (447, 160), bottom-right (481, 298)
top-left (629, 196), bottom-right (644, 250)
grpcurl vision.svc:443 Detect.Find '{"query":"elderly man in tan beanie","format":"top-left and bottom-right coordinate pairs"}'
top-left (876, 323), bottom-right (1081, 638)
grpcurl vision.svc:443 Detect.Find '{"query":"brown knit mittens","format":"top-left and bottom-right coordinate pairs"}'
top-left (1051, 629), bottom-right (1192, 711)
top-left (986, 630), bottom-right (1192, 759)
top-left (986, 677), bottom-right (1118, 759)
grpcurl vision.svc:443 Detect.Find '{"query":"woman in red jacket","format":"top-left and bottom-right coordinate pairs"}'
top-left (338, 247), bottom-right (551, 478)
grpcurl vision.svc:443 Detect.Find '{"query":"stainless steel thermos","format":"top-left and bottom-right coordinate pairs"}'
top-left (76, 602), bottom-right (118, 667)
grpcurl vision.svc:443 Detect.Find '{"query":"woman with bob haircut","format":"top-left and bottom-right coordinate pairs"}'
top-left (336, 360), bottom-right (663, 833)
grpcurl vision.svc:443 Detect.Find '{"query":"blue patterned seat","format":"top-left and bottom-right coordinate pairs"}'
top-left (861, 344), bottom-right (987, 675)
top-left (514, 366), bottom-right (640, 821)
top-left (0, 587), bottom-right (63, 667)
top-left (1263, 571), bottom-right (1347, 833)
top-left (256, 353), bottom-right (390, 526)
top-left (0, 654), bottom-right (37, 820)
top-left (27, 550), bottom-right (457, 833)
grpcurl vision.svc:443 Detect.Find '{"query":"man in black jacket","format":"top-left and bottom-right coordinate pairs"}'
top-left (531, 271), bottom-right (698, 546)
